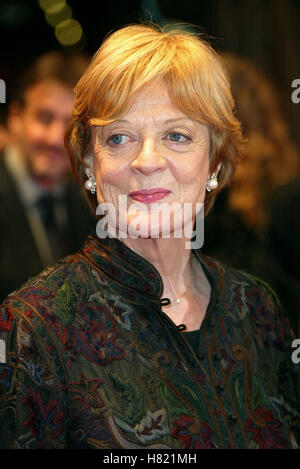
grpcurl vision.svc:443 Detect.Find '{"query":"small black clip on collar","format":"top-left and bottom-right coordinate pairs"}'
top-left (160, 298), bottom-right (171, 306)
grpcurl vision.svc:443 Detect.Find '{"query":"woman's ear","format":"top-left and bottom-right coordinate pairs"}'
top-left (207, 162), bottom-right (222, 179)
top-left (84, 155), bottom-right (94, 178)
top-left (214, 162), bottom-right (222, 177)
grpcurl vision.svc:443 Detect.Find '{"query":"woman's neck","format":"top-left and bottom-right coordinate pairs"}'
top-left (121, 236), bottom-right (196, 300)
top-left (121, 236), bottom-right (210, 331)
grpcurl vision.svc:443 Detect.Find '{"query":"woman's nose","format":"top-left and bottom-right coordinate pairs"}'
top-left (130, 138), bottom-right (167, 176)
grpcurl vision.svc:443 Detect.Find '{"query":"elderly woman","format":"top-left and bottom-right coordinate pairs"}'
top-left (0, 24), bottom-right (299, 449)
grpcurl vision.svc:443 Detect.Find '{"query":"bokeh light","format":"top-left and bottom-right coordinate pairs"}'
top-left (38, 0), bottom-right (59, 10)
top-left (55, 19), bottom-right (83, 46)
top-left (45, 2), bottom-right (72, 27)
top-left (38, 0), bottom-right (84, 48)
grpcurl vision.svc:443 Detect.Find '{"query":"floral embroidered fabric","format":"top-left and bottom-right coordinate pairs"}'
top-left (0, 232), bottom-right (299, 449)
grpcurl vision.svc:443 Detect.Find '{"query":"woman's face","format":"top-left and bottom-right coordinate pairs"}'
top-left (90, 82), bottom-right (210, 239)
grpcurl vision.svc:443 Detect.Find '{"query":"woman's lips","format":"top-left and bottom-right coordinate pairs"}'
top-left (128, 188), bottom-right (171, 203)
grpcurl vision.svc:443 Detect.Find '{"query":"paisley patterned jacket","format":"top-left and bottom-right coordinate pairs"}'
top-left (0, 232), bottom-right (299, 449)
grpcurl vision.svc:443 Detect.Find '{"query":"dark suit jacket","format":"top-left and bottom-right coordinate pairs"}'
top-left (0, 155), bottom-right (95, 301)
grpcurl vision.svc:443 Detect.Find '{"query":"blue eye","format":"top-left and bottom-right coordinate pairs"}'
top-left (168, 133), bottom-right (187, 142)
top-left (109, 134), bottom-right (129, 145)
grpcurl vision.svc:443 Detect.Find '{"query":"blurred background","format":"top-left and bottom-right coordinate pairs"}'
top-left (1, 0), bottom-right (299, 147)
top-left (0, 0), bottom-right (299, 333)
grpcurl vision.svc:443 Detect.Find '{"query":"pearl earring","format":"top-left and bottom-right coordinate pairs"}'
top-left (84, 175), bottom-right (97, 195)
top-left (206, 173), bottom-right (218, 192)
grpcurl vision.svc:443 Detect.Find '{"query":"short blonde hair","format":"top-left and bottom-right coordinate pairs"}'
top-left (65, 23), bottom-right (244, 215)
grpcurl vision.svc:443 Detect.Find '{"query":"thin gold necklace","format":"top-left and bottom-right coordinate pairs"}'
top-left (163, 276), bottom-right (194, 307)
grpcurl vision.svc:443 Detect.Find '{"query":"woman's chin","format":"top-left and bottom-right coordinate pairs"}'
top-left (120, 216), bottom-right (189, 240)
top-left (97, 208), bottom-right (196, 241)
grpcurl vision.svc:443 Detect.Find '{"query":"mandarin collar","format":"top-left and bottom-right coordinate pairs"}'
top-left (80, 231), bottom-right (218, 304)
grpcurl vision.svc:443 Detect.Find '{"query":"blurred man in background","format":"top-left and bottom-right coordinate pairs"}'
top-left (0, 52), bottom-right (95, 301)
